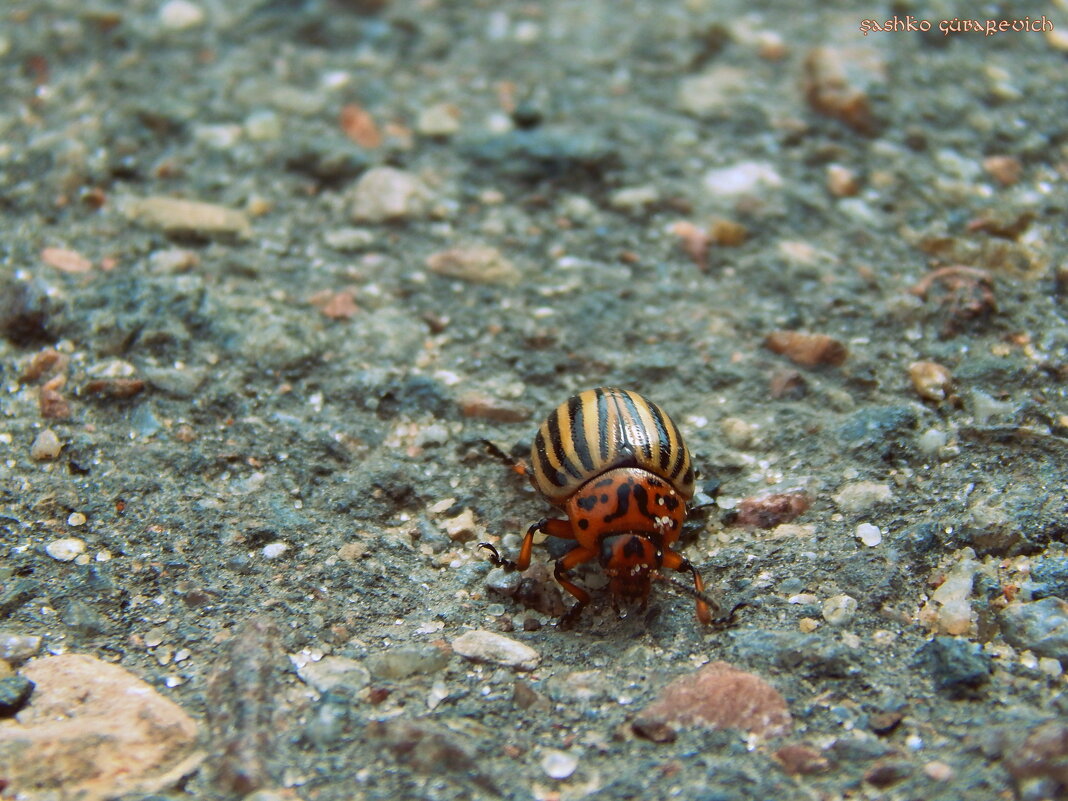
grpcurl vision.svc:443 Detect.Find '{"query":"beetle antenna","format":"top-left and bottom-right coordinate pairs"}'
top-left (653, 573), bottom-right (748, 627)
top-left (653, 572), bottom-right (719, 608)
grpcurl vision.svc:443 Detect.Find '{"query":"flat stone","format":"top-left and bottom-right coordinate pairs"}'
top-left (123, 196), bottom-right (252, 240)
top-left (633, 661), bottom-right (792, 741)
top-left (0, 653), bottom-right (203, 800)
top-left (451, 629), bottom-right (540, 671)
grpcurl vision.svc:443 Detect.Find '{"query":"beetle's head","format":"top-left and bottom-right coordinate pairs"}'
top-left (600, 534), bottom-right (658, 602)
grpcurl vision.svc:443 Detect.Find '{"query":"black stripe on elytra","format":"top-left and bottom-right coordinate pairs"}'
top-left (647, 400), bottom-right (673, 472)
top-left (619, 391), bottom-right (653, 460)
top-left (667, 414), bottom-right (687, 481)
top-left (568, 394), bottom-right (594, 473)
top-left (595, 388), bottom-right (610, 463)
top-left (607, 390), bottom-right (637, 466)
top-left (534, 429), bottom-right (566, 488)
top-left (546, 409), bottom-right (582, 480)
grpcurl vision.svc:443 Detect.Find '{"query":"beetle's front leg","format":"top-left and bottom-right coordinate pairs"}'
top-left (479, 517), bottom-right (573, 572)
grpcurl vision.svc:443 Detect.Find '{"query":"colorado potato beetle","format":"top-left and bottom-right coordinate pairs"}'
top-left (481, 387), bottom-right (717, 626)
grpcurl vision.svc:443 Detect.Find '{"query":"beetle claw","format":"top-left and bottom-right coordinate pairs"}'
top-left (558, 604), bottom-right (585, 629)
top-left (709, 601), bottom-right (747, 629)
top-left (479, 542), bottom-right (518, 571)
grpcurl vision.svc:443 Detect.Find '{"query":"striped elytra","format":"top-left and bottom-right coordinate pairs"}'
top-left (530, 387), bottom-right (695, 504)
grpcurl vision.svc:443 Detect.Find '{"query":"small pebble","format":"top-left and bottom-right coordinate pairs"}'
top-left (799, 618), bottom-right (820, 633)
top-left (765, 330), bottom-right (848, 367)
top-left (833, 481), bottom-right (892, 513)
top-left (917, 636), bottom-right (991, 697)
top-left (297, 655), bottom-right (371, 694)
top-left (458, 392), bottom-right (531, 422)
top-left (1000, 598), bottom-right (1068, 664)
top-left (541, 749), bottom-right (578, 780)
top-left (40, 247), bottom-right (92, 274)
top-left (734, 492), bottom-right (809, 529)
top-left (323, 228), bottom-right (376, 252)
top-left (365, 646), bottom-right (449, 681)
top-left (609, 186), bottom-right (660, 211)
top-left (721, 417), bottom-right (757, 449)
top-left (442, 509), bottom-right (478, 542)
top-left (917, 428), bottom-right (948, 456)
top-left (822, 594), bottom-right (858, 626)
top-left (451, 629), bottom-right (541, 671)
top-left (708, 218), bottom-right (748, 246)
top-left (485, 567), bottom-right (522, 596)
top-left (244, 110), bottom-right (282, 141)
top-left (31, 429), bottom-right (63, 461)
top-left (774, 744), bottom-right (831, 776)
top-left (416, 103), bottom-right (461, 137)
top-left (45, 538), bottom-right (86, 562)
top-left (826, 164), bottom-right (860, 197)
top-left (908, 361), bottom-right (953, 403)
top-left (123, 196), bottom-right (252, 240)
top-left (67, 512), bottom-right (86, 527)
top-left (148, 248), bottom-right (200, 274)
top-left (262, 542), bottom-right (289, 559)
top-left (703, 161), bottom-right (783, 197)
top-left (349, 167), bottom-right (431, 223)
top-left (0, 633), bottom-right (42, 664)
top-left (159, 0), bottom-right (205, 29)
top-left (677, 67), bottom-right (748, 117)
top-left (0, 675), bottom-right (35, 716)
top-left (855, 523), bottom-right (882, 547)
top-left (923, 761), bottom-right (954, 781)
top-left (426, 246), bottom-right (520, 285)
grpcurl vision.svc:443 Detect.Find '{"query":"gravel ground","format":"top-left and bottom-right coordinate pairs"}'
top-left (2, 1), bottom-right (1068, 800)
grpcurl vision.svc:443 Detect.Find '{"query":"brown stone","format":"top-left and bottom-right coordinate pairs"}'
top-left (459, 392), bottom-right (531, 423)
top-left (765, 330), bottom-right (848, 367)
top-left (734, 492), bottom-right (810, 529)
top-left (1004, 720), bottom-right (1068, 786)
top-left (803, 46), bottom-right (884, 135)
top-left (633, 661), bottom-right (791, 742)
top-left (0, 653), bottom-right (203, 801)
top-left (773, 743), bottom-right (832, 775)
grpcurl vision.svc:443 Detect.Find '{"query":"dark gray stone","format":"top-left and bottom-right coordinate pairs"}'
top-left (916, 636), bottom-right (992, 697)
top-left (1001, 598), bottom-right (1068, 665)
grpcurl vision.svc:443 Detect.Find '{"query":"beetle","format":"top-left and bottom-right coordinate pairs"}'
top-left (480, 387), bottom-right (717, 626)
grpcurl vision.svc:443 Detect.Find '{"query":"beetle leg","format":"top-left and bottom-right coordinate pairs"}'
top-left (479, 517), bottom-right (574, 572)
top-left (661, 548), bottom-right (716, 625)
top-left (553, 545), bottom-right (597, 628)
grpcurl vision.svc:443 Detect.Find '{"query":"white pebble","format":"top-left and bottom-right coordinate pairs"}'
top-left (703, 161), bottom-right (783, 197)
top-left (262, 542), bottom-right (289, 559)
top-left (31, 429), bottom-right (63, 461)
top-left (855, 522), bottom-right (882, 547)
top-left (833, 482), bottom-right (892, 513)
top-left (918, 428), bottom-right (948, 456)
top-left (541, 748), bottom-right (578, 780)
top-left (46, 537), bottom-right (86, 562)
top-left (451, 629), bottom-right (541, 670)
top-left (245, 110), bottom-right (282, 141)
top-left (822, 594), bottom-right (858, 626)
top-left (67, 512), bottom-right (87, 527)
top-left (159, 0), bottom-right (205, 29)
